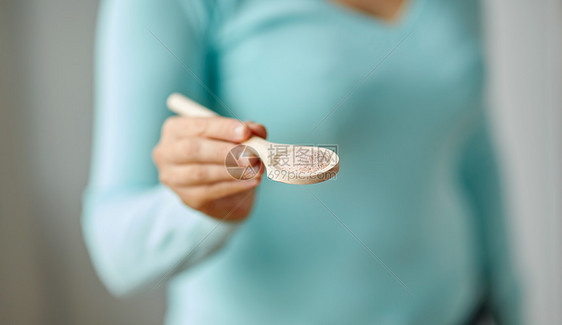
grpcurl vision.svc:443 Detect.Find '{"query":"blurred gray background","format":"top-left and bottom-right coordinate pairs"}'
top-left (0, 0), bottom-right (560, 324)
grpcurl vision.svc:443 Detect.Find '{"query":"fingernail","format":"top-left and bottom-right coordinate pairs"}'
top-left (234, 125), bottom-right (246, 138)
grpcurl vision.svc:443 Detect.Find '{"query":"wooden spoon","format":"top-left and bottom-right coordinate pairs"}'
top-left (167, 93), bottom-right (339, 185)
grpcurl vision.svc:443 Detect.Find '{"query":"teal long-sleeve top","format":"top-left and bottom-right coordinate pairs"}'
top-left (83, 0), bottom-right (522, 324)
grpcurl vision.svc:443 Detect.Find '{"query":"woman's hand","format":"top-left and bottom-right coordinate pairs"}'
top-left (153, 116), bottom-right (267, 221)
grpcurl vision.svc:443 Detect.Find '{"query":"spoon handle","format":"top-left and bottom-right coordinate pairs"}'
top-left (167, 93), bottom-right (218, 118)
top-left (167, 93), bottom-right (271, 156)
top-left (243, 136), bottom-right (271, 159)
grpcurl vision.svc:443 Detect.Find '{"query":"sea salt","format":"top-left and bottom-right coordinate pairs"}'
top-left (272, 146), bottom-right (333, 174)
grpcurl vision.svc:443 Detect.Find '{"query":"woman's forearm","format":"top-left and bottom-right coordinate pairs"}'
top-left (82, 184), bottom-right (238, 295)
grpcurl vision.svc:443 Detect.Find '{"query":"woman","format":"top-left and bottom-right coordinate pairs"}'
top-left (83, 0), bottom-right (522, 323)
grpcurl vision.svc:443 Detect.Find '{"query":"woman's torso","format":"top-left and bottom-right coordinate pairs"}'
top-left (167, 0), bottom-right (486, 324)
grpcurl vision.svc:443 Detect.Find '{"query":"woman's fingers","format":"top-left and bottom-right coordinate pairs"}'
top-left (154, 115), bottom-right (268, 220)
top-left (245, 121), bottom-right (267, 139)
top-left (154, 138), bottom-right (238, 164)
top-left (160, 163), bottom-right (262, 186)
top-left (200, 178), bottom-right (261, 202)
top-left (162, 116), bottom-right (251, 142)
top-left (161, 116), bottom-right (267, 142)
top-left (178, 178), bottom-right (262, 210)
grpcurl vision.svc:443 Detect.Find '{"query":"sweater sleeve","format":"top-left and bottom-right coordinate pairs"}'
top-left (82, 0), bottom-right (238, 296)
top-left (459, 114), bottom-right (524, 325)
